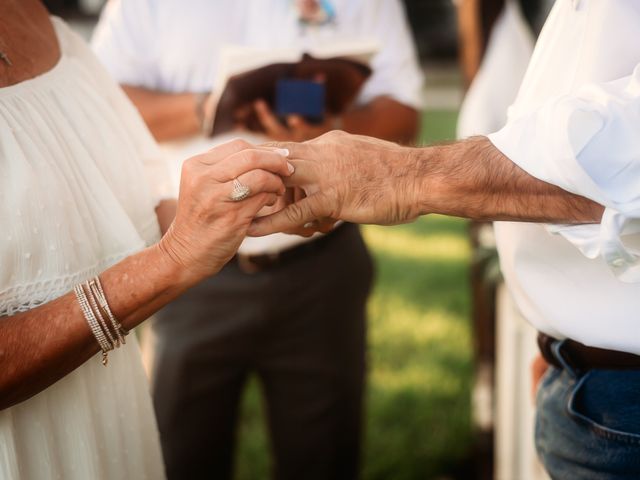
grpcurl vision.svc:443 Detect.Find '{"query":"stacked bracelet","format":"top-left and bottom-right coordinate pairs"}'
top-left (88, 277), bottom-right (128, 346)
top-left (74, 276), bottom-right (127, 366)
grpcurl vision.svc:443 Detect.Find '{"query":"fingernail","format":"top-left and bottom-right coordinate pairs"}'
top-left (304, 222), bottom-right (314, 229)
top-left (276, 148), bottom-right (290, 157)
top-left (287, 162), bottom-right (295, 174)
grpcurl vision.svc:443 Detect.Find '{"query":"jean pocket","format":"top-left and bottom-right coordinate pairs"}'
top-left (566, 370), bottom-right (640, 445)
top-left (535, 365), bottom-right (560, 404)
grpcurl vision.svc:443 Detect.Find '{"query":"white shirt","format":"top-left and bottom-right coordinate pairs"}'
top-left (91, 0), bottom-right (424, 255)
top-left (92, 0), bottom-right (423, 110)
top-left (487, 0), bottom-right (640, 354)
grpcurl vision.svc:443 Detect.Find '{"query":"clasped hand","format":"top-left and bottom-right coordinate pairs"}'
top-left (159, 132), bottom-right (424, 284)
top-left (248, 130), bottom-right (425, 236)
top-left (158, 139), bottom-right (293, 283)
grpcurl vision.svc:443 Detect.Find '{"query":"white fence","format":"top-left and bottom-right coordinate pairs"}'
top-left (495, 284), bottom-right (550, 480)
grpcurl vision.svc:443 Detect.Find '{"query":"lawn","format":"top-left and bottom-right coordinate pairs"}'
top-left (235, 110), bottom-right (473, 479)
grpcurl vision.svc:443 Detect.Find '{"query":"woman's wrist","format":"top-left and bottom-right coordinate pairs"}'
top-left (155, 231), bottom-right (204, 288)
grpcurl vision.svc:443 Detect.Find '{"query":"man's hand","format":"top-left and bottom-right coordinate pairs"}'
top-left (248, 131), bottom-right (422, 236)
top-left (247, 133), bottom-right (604, 237)
top-left (254, 99), bottom-right (334, 142)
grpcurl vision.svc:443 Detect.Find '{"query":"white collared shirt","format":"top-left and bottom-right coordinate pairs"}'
top-left (91, 0), bottom-right (424, 255)
top-left (487, 0), bottom-right (640, 353)
top-left (92, 0), bottom-right (423, 111)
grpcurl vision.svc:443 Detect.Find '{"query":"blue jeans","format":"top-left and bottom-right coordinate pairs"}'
top-left (535, 342), bottom-right (640, 479)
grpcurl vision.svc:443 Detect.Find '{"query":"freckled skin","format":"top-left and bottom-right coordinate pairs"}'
top-left (0, 2), bottom-right (292, 410)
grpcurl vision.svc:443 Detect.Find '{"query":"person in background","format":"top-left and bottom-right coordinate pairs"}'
top-left (92, 1), bottom-right (424, 479)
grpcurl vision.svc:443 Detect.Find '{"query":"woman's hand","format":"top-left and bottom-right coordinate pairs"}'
top-left (159, 139), bottom-right (292, 282)
top-left (0, 139), bottom-right (291, 410)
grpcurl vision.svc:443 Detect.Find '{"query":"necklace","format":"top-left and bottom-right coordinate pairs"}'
top-left (0, 50), bottom-right (11, 66)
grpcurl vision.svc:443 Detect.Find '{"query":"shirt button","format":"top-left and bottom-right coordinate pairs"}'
top-left (611, 257), bottom-right (625, 268)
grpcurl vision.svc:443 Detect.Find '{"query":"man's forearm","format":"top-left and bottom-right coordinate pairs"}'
top-left (122, 85), bottom-right (202, 142)
top-left (342, 97), bottom-right (419, 144)
top-left (415, 136), bottom-right (604, 224)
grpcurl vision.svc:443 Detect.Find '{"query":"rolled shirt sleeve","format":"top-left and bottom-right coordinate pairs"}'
top-left (488, 64), bottom-right (640, 282)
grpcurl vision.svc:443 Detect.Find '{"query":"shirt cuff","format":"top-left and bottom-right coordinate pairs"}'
top-left (488, 109), bottom-right (640, 282)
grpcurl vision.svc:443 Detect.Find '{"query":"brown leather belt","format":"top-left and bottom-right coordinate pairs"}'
top-left (233, 223), bottom-right (349, 274)
top-left (538, 332), bottom-right (640, 371)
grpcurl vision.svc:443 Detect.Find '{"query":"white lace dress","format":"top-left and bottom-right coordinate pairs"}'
top-left (0, 18), bottom-right (172, 480)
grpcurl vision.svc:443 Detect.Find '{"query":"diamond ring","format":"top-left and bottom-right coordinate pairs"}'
top-left (230, 178), bottom-right (251, 202)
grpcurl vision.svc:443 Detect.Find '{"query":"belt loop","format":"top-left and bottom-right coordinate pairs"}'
top-left (551, 340), bottom-right (578, 377)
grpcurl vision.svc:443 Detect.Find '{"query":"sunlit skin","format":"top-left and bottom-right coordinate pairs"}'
top-left (248, 132), bottom-right (604, 236)
top-left (246, 131), bottom-right (603, 390)
top-left (0, 0), bottom-right (292, 410)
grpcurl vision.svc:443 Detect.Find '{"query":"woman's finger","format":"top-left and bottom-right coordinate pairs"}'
top-left (316, 218), bottom-right (338, 233)
top-left (227, 169), bottom-right (286, 202)
top-left (293, 186), bottom-right (306, 203)
top-left (239, 192), bottom-right (280, 219)
top-left (199, 138), bottom-right (255, 164)
top-left (216, 148), bottom-right (293, 181)
top-left (261, 140), bottom-right (311, 159)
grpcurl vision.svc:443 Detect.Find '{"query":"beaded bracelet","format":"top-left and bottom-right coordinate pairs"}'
top-left (89, 277), bottom-right (128, 346)
top-left (74, 283), bottom-right (112, 365)
top-left (74, 276), bottom-right (127, 366)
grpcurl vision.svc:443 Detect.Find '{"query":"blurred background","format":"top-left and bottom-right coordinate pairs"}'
top-left (45, 1), bottom-right (553, 478)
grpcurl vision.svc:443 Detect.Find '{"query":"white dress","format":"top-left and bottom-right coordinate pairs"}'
top-left (0, 18), bottom-right (172, 480)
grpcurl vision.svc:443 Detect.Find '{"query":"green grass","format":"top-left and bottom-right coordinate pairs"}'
top-left (235, 110), bottom-right (472, 480)
top-left (361, 216), bottom-right (472, 480)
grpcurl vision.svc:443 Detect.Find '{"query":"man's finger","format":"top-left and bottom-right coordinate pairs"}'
top-left (281, 160), bottom-right (319, 188)
top-left (247, 194), bottom-right (330, 236)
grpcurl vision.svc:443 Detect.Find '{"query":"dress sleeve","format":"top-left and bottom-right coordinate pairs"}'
top-left (57, 17), bottom-right (173, 206)
top-left (355, 0), bottom-right (424, 110)
top-left (488, 64), bottom-right (640, 282)
top-left (90, 0), bottom-right (160, 88)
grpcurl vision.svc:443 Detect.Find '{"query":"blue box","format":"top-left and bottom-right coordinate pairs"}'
top-left (275, 79), bottom-right (325, 124)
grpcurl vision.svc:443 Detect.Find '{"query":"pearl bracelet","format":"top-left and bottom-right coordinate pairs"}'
top-left (74, 276), bottom-right (127, 366)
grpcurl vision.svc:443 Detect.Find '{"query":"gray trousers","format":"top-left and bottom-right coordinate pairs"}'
top-left (151, 224), bottom-right (374, 480)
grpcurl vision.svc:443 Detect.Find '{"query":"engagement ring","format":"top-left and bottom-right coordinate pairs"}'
top-left (230, 178), bottom-right (251, 202)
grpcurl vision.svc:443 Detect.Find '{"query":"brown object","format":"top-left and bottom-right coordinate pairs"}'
top-left (208, 55), bottom-right (371, 137)
top-left (538, 333), bottom-right (640, 371)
